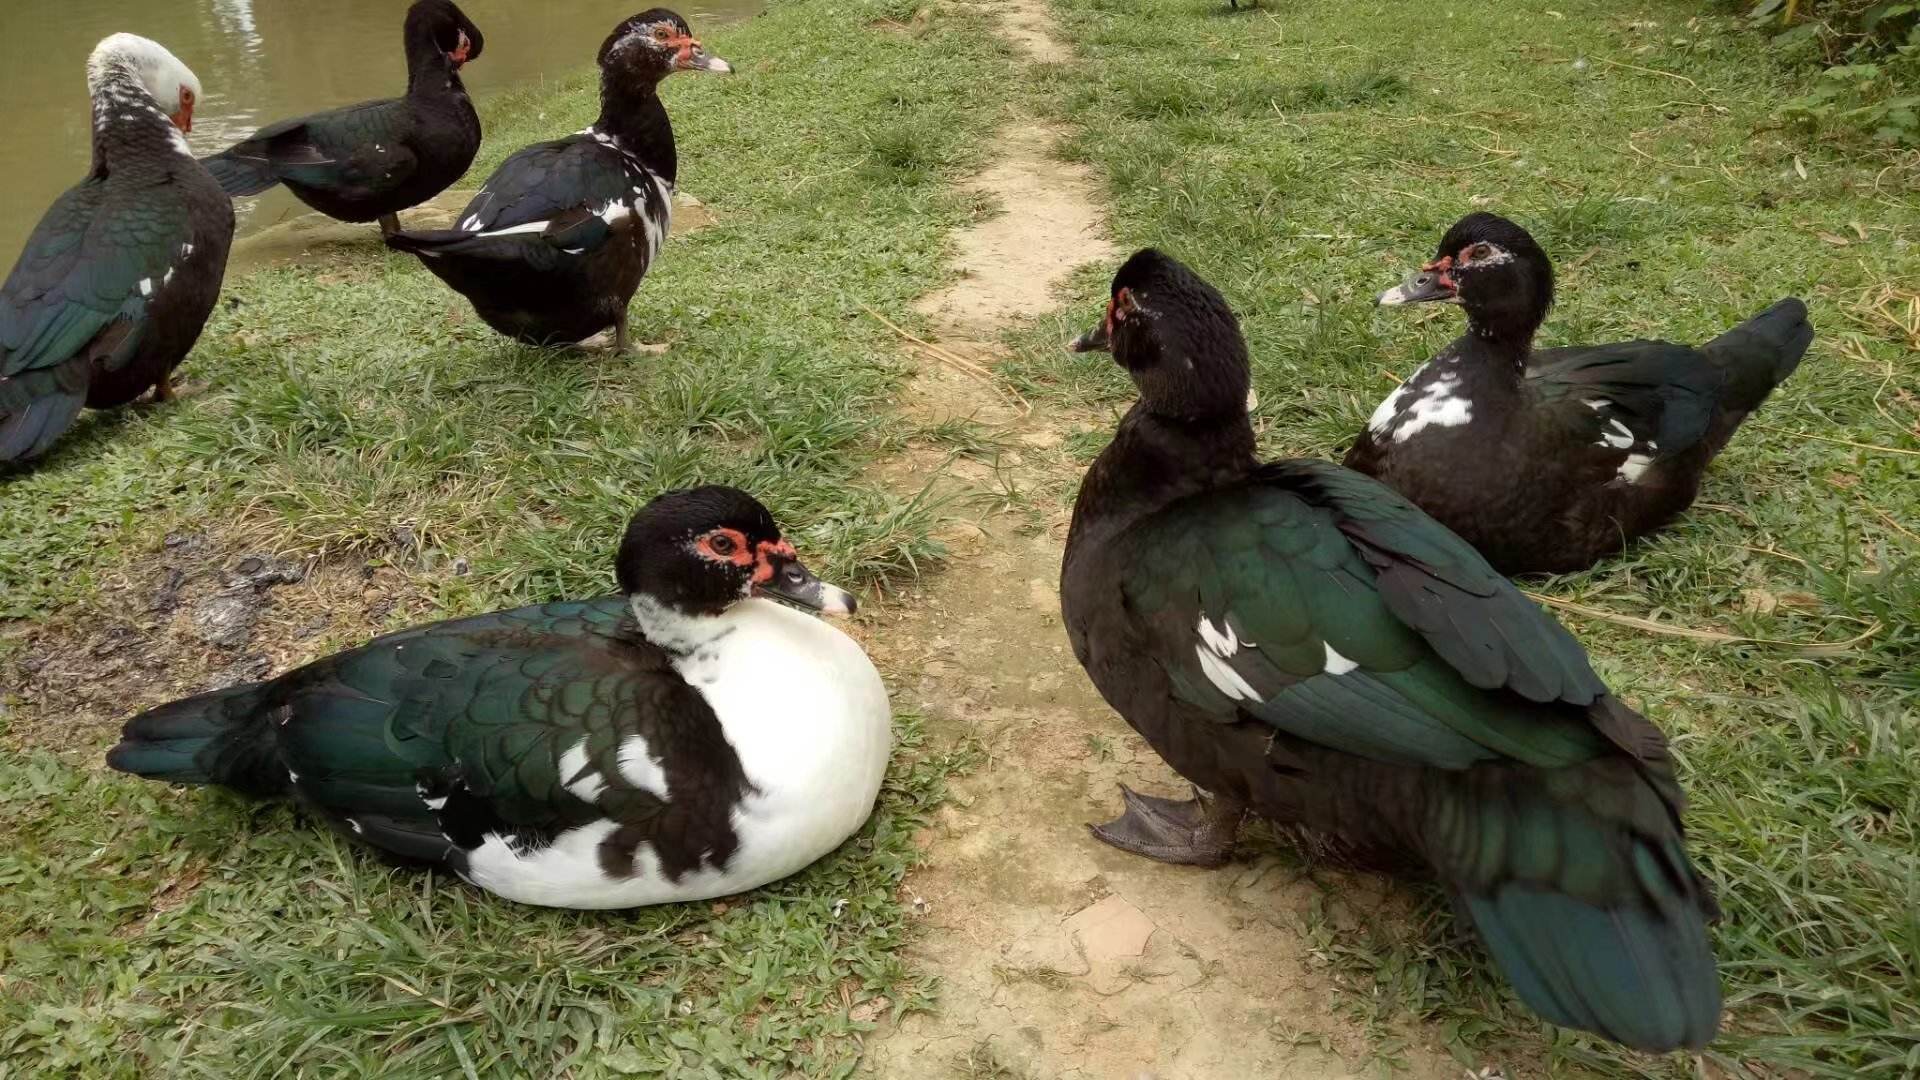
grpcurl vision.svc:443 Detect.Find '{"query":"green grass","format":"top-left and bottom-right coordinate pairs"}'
top-left (0, 0), bottom-right (1016, 1074)
top-left (1004, 0), bottom-right (1919, 1074)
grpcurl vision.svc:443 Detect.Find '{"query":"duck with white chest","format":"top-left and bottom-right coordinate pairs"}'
top-left (107, 487), bottom-right (892, 910)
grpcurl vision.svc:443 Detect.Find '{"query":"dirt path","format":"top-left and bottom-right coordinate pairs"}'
top-left (858, 2), bottom-right (1463, 1076)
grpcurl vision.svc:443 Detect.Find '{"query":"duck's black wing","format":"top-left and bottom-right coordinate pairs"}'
top-left (0, 178), bottom-right (194, 462)
top-left (1112, 459), bottom-right (1719, 1051)
top-left (201, 98), bottom-right (419, 202)
top-left (1526, 340), bottom-right (1723, 479)
top-left (108, 597), bottom-right (749, 886)
top-left (385, 136), bottom-right (665, 268)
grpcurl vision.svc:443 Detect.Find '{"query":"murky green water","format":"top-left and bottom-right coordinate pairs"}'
top-left (0, 0), bottom-right (759, 256)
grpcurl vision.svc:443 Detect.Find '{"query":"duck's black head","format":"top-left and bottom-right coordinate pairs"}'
top-left (1379, 212), bottom-right (1553, 348)
top-left (616, 486), bottom-right (853, 622)
top-left (1069, 249), bottom-right (1252, 421)
top-left (599, 9), bottom-right (732, 86)
top-left (404, 0), bottom-right (484, 70)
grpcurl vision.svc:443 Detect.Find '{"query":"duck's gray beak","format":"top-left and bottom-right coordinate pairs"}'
top-left (1068, 318), bottom-right (1111, 353)
top-left (1377, 269), bottom-right (1458, 306)
top-left (756, 556), bottom-right (856, 616)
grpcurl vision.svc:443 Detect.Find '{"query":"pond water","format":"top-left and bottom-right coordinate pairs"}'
top-left (0, 0), bottom-right (760, 256)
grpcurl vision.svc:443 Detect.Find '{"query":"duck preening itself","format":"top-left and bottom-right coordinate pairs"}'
top-left (385, 10), bottom-right (729, 350)
top-left (1060, 249), bottom-right (1722, 1052)
top-left (199, 0), bottom-right (485, 235)
top-left (1348, 211), bottom-right (1813, 575)
top-left (0, 34), bottom-right (233, 465)
top-left (108, 487), bottom-right (891, 910)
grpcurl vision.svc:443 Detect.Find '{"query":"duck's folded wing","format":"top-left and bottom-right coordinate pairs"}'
top-left (1, 183), bottom-right (193, 379)
top-left (1527, 340), bottom-right (1721, 467)
top-left (1117, 460), bottom-right (1663, 771)
top-left (216, 100), bottom-right (421, 197)
top-left (438, 139), bottom-right (661, 253)
top-left (271, 597), bottom-right (747, 875)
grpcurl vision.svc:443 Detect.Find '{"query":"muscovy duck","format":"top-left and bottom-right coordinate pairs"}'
top-left (1061, 249), bottom-right (1721, 1052)
top-left (385, 10), bottom-right (728, 350)
top-left (1347, 212), bottom-right (1813, 575)
top-left (199, 0), bottom-right (484, 236)
top-left (0, 34), bottom-right (233, 465)
top-left (108, 487), bottom-right (891, 910)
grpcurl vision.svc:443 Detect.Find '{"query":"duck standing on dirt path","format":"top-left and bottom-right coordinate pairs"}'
top-left (1348, 212), bottom-right (1813, 575)
top-left (108, 487), bottom-right (892, 910)
top-left (199, 0), bottom-right (484, 236)
top-left (1060, 249), bottom-right (1722, 1052)
top-left (0, 34), bottom-right (233, 465)
top-left (386, 10), bottom-right (728, 351)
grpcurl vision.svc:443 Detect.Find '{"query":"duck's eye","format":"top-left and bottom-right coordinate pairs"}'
top-left (708, 533), bottom-right (736, 556)
top-left (653, 25), bottom-right (672, 41)
top-left (1465, 243), bottom-right (1493, 262)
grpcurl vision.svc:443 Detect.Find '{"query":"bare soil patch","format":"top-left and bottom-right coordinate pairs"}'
top-left (2, 532), bottom-right (430, 757)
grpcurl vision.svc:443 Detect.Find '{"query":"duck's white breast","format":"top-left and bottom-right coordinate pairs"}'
top-left (465, 599), bottom-right (891, 909)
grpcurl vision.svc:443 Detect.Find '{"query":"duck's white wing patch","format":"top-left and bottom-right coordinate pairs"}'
top-left (1597, 417), bottom-right (1635, 450)
top-left (1195, 613), bottom-right (1263, 701)
top-left (614, 737), bottom-right (668, 798)
top-left (558, 738), bottom-right (608, 804)
top-left (1322, 642), bottom-right (1360, 675)
top-left (1616, 453), bottom-right (1655, 483)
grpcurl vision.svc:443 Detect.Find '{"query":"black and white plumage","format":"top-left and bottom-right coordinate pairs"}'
top-left (1061, 250), bottom-right (1720, 1053)
top-left (198, 0), bottom-right (485, 235)
top-left (0, 34), bottom-right (233, 465)
top-left (108, 487), bottom-right (890, 910)
top-left (1348, 212), bottom-right (1814, 575)
top-left (386, 10), bottom-right (729, 349)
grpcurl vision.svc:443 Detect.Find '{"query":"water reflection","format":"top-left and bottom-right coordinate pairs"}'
top-left (0, 0), bottom-right (759, 254)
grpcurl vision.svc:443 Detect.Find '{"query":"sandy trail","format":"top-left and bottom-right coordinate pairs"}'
top-left (856, 1), bottom-right (1463, 1075)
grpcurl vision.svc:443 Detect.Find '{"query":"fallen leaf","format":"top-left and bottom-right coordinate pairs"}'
top-left (1850, 221), bottom-right (1869, 240)
top-left (1740, 588), bottom-right (1778, 616)
top-left (1793, 155), bottom-right (1808, 180)
top-left (1818, 232), bottom-right (1852, 246)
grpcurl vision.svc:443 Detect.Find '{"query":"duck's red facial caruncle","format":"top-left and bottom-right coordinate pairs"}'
top-left (1068, 286), bottom-right (1140, 353)
top-left (448, 29), bottom-right (473, 66)
top-left (750, 538), bottom-right (799, 586)
top-left (694, 527), bottom-right (754, 567)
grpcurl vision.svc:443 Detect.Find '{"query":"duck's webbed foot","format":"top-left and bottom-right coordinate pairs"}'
top-left (1088, 784), bottom-right (1244, 867)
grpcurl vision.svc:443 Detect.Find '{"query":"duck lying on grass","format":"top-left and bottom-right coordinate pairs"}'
top-left (1061, 249), bottom-right (1722, 1053)
top-left (109, 487), bottom-right (892, 910)
top-left (1348, 211), bottom-right (1813, 575)
top-left (0, 34), bottom-right (233, 465)
top-left (386, 9), bottom-right (728, 351)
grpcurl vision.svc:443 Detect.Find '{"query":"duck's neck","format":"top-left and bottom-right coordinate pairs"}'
top-left (594, 79), bottom-right (676, 185)
top-left (405, 40), bottom-right (467, 98)
top-left (86, 61), bottom-right (189, 177)
top-left (1463, 305), bottom-right (1541, 369)
top-left (627, 595), bottom-right (732, 656)
top-left (1070, 405), bottom-right (1258, 549)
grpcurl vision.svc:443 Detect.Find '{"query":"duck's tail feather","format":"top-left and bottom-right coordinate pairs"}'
top-left (1459, 873), bottom-right (1721, 1052)
top-left (199, 147), bottom-right (280, 198)
top-left (1427, 756), bottom-right (1722, 1052)
top-left (1700, 297), bottom-right (1813, 454)
top-left (107, 683), bottom-right (289, 798)
top-left (0, 370), bottom-right (86, 464)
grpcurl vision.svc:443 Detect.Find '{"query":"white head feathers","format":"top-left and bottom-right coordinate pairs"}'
top-left (87, 33), bottom-right (201, 117)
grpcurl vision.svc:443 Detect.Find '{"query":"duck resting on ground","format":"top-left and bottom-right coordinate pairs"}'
top-left (385, 9), bottom-right (728, 351)
top-left (1346, 211), bottom-right (1813, 575)
top-left (199, 0), bottom-right (484, 236)
top-left (108, 487), bottom-right (891, 910)
top-left (1060, 249), bottom-right (1722, 1053)
top-left (0, 34), bottom-right (233, 465)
